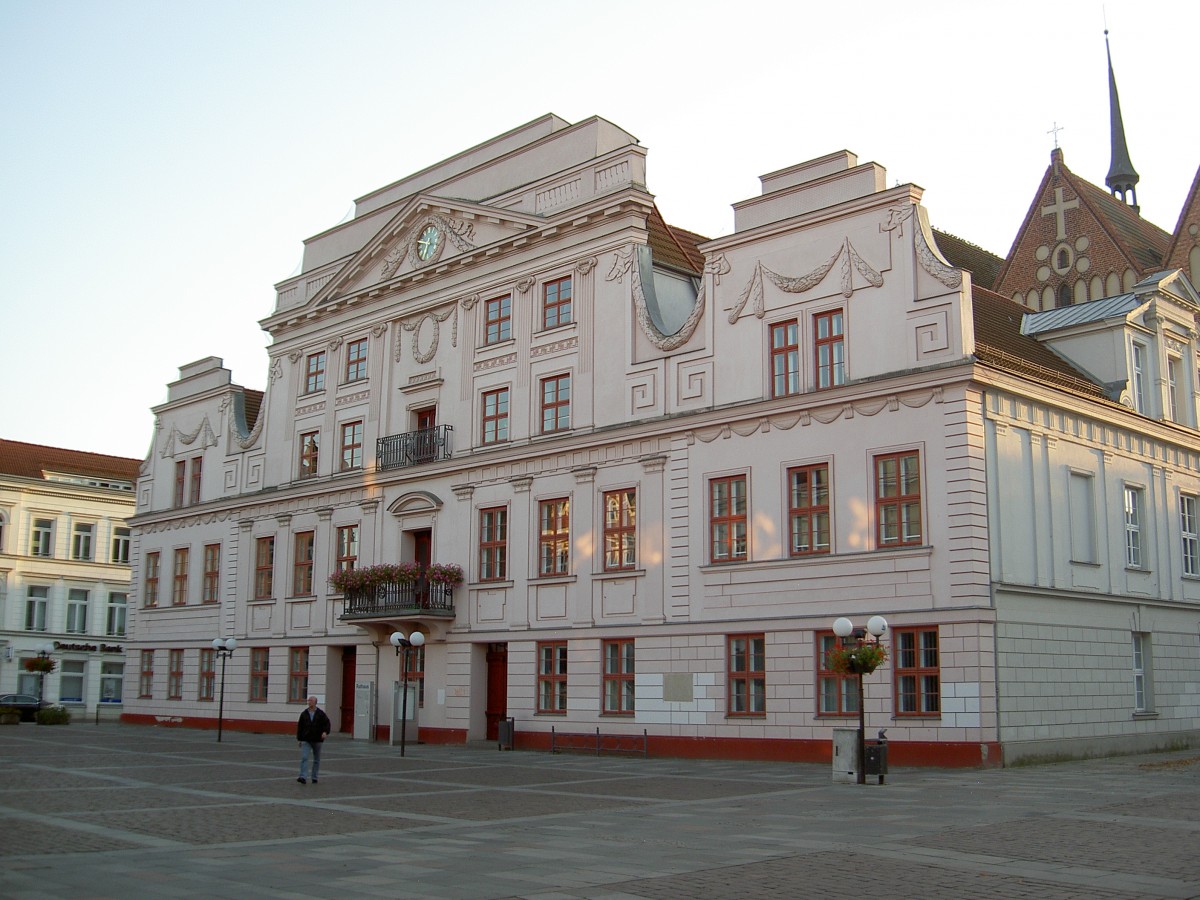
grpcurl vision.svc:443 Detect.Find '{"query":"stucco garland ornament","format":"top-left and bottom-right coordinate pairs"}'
top-left (402, 306), bottom-right (458, 364)
top-left (381, 214), bottom-right (477, 279)
top-left (606, 247), bottom-right (719, 351)
top-left (883, 202), bottom-right (962, 289)
top-left (729, 239), bottom-right (883, 323)
top-left (161, 416), bottom-right (218, 458)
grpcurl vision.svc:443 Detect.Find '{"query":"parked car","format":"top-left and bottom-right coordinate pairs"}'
top-left (0, 694), bottom-right (49, 722)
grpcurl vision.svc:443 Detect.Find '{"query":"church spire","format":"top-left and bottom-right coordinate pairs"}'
top-left (1104, 30), bottom-right (1140, 213)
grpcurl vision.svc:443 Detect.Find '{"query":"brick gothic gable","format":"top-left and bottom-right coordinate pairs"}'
top-left (1164, 164), bottom-right (1200, 284)
top-left (994, 148), bottom-right (1170, 311)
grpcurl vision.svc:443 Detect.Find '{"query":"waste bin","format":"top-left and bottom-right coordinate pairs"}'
top-left (864, 731), bottom-right (888, 784)
top-left (497, 717), bottom-right (515, 751)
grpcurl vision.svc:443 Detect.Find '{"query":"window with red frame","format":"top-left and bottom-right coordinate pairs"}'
top-left (198, 648), bottom-right (215, 701)
top-left (894, 627), bottom-right (940, 715)
top-left (173, 460), bottom-right (186, 508)
top-left (481, 388), bottom-right (509, 444)
top-left (299, 431), bottom-right (320, 479)
top-left (484, 294), bottom-right (512, 344)
top-left (769, 320), bottom-right (799, 397)
top-left (788, 464), bottom-right (830, 556)
top-left (727, 634), bottom-right (765, 715)
top-left (293, 532), bottom-right (314, 596)
top-left (143, 552), bottom-right (160, 607)
top-left (540, 374), bottom-right (570, 433)
top-left (538, 499), bottom-right (570, 576)
top-left (202, 543), bottom-right (220, 603)
top-left (537, 641), bottom-right (567, 713)
top-left (305, 351), bottom-right (326, 393)
top-left (479, 507), bottom-right (508, 581)
top-left (814, 309), bottom-right (845, 388)
top-left (339, 420), bottom-right (363, 471)
top-left (603, 489), bottom-right (636, 571)
top-left (542, 276), bottom-right (572, 329)
top-left (816, 632), bottom-right (857, 716)
top-left (710, 475), bottom-right (748, 563)
top-left (345, 338), bottom-right (368, 382)
top-left (254, 536), bottom-right (274, 599)
top-left (189, 456), bottom-right (203, 504)
top-left (167, 649), bottom-right (184, 700)
top-left (288, 647), bottom-right (309, 702)
top-left (602, 639), bottom-right (635, 714)
top-left (875, 451), bottom-right (922, 547)
top-left (249, 648), bottom-right (269, 701)
top-left (171, 548), bottom-right (189, 606)
top-left (335, 525), bottom-right (358, 574)
top-left (138, 650), bottom-right (154, 698)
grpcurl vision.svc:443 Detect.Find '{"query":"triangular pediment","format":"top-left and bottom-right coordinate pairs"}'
top-left (309, 195), bottom-right (544, 307)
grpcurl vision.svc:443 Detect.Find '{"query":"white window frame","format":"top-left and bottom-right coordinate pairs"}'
top-left (26, 586), bottom-right (48, 631)
top-left (1131, 341), bottom-right (1147, 414)
top-left (112, 526), bottom-right (131, 564)
top-left (59, 659), bottom-right (85, 703)
top-left (72, 522), bottom-right (94, 560)
top-left (31, 518), bottom-right (53, 557)
top-left (1132, 632), bottom-right (1152, 712)
top-left (107, 592), bottom-right (128, 637)
top-left (1124, 485), bottom-right (1144, 568)
top-left (66, 589), bottom-right (89, 634)
top-left (1182, 494), bottom-right (1200, 577)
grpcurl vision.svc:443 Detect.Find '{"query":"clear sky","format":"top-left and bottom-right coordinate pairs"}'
top-left (2, 0), bottom-right (1196, 460)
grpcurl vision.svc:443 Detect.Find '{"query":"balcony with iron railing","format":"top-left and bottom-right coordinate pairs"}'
top-left (377, 425), bottom-right (452, 471)
top-left (340, 580), bottom-right (456, 621)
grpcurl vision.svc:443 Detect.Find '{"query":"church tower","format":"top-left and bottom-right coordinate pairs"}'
top-left (1104, 31), bottom-right (1140, 212)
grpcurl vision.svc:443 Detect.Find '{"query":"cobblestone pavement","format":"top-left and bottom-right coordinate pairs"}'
top-left (1, 724), bottom-right (1198, 898)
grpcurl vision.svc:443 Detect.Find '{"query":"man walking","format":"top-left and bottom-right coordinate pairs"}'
top-left (296, 695), bottom-right (331, 784)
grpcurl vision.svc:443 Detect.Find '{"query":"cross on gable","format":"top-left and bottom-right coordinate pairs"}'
top-left (1041, 187), bottom-right (1079, 241)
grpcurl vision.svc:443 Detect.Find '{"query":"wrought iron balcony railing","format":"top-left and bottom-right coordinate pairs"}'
top-left (340, 581), bottom-right (455, 619)
top-left (377, 425), bottom-right (452, 471)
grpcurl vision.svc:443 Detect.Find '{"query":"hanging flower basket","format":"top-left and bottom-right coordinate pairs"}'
top-left (827, 642), bottom-right (888, 676)
top-left (426, 563), bottom-right (464, 586)
top-left (23, 657), bottom-right (55, 674)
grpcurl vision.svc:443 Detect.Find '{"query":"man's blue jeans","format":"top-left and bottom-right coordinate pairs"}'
top-left (299, 741), bottom-right (323, 780)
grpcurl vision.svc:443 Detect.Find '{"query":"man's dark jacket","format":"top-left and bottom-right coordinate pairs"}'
top-left (296, 706), bottom-right (331, 743)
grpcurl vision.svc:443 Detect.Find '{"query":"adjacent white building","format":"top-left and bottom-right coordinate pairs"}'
top-left (0, 439), bottom-right (140, 718)
top-left (124, 115), bottom-right (1200, 765)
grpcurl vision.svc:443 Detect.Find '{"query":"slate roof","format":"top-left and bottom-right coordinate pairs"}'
top-left (1073, 174), bottom-right (1170, 272)
top-left (0, 439), bottom-right (142, 483)
top-left (931, 229), bottom-right (1003, 290)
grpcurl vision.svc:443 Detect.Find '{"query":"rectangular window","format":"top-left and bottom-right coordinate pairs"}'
top-left (72, 523), bottom-right (94, 560)
top-left (875, 451), bottom-right (922, 547)
top-left (144, 551), bottom-right (160, 607)
top-left (481, 388), bottom-right (509, 444)
top-left (168, 649), bottom-right (184, 700)
top-left (189, 456), bottom-right (203, 505)
top-left (339, 420), bottom-right (363, 471)
top-left (111, 527), bottom-right (131, 564)
top-left (540, 374), bottom-right (571, 433)
top-left (139, 650), bottom-right (154, 698)
top-left (299, 431), bottom-right (320, 479)
top-left (1131, 342), bottom-right (1147, 413)
top-left (106, 592), bottom-right (127, 637)
top-left (31, 517), bottom-right (53, 557)
top-left (100, 661), bottom-right (123, 704)
top-left (66, 588), bottom-right (89, 634)
top-left (537, 641), bottom-right (567, 713)
top-left (293, 532), bottom-right (315, 596)
top-left (59, 659), bottom-right (85, 704)
top-left (1125, 485), bottom-right (1144, 568)
top-left (345, 338), bottom-right (368, 383)
top-left (769, 320), bottom-right (799, 398)
top-left (817, 632), bottom-right (858, 716)
top-left (542, 276), bottom-right (573, 329)
top-left (305, 351), bottom-right (326, 393)
top-left (789, 464), bottom-right (831, 555)
top-left (1132, 632), bottom-right (1152, 712)
top-left (171, 548), bottom-right (189, 606)
top-left (603, 489), bottom-right (637, 571)
top-left (250, 648), bottom-right (269, 701)
top-left (174, 460), bottom-right (186, 508)
top-left (202, 544), bottom-right (220, 603)
top-left (335, 525), bottom-right (358, 574)
top-left (289, 647), bottom-right (309, 702)
top-left (602, 639), bottom-right (635, 714)
top-left (1168, 356), bottom-right (1183, 422)
top-left (710, 475), bottom-right (748, 563)
top-left (814, 309), bottom-right (846, 388)
top-left (538, 499), bottom-right (570, 576)
top-left (1069, 471), bottom-right (1097, 563)
top-left (484, 294), bottom-right (512, 344)
top-left (479, 507), bottom-right (508, 581)
top-left (1182, 494), bottom-right (1200, 577)
top-left (728, 634), bottom-right (766, 716)
top-left (255, 536), bottom-right (275, 599)
top-left (198, 649), bottom-right (215, 701)
top-left (25, 586), bottom-right (48, 631)
top-left (895, 628), bottom-right (940, 715)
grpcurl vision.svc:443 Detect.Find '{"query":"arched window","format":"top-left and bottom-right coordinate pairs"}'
top-left (1057, 248), bottom-right (1070, 270)
top-left (1058, 283), bottom-right (1072, 307)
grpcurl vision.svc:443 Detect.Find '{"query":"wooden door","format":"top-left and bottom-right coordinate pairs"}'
top-left (485, 643), bottom-right (508, 741)
top-left (339, 646), bottom-right (356, 733)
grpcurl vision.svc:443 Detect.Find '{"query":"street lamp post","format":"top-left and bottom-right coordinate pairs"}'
top-left (389, 631), bottom-right (425, 756)
top-left (832, 615), bottom-right (888, 785)
top-left (211, 638), bottom-right (238, 742)
top-left (35, 642), bottom-right (54, 707)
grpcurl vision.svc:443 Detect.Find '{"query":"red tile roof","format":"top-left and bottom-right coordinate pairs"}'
top-left (931, 230), bottom-right (1003, 290)
top-left (0, 439), bottom-right (142, 483)
top-left (647, 205), bottom-right (706, 274)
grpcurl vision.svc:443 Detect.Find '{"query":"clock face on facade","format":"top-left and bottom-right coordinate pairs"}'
top-left (416, 224), bottom-right (441, 261)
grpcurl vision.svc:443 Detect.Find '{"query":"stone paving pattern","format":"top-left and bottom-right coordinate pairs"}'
top-left (0, 724), bottom-right (1197, 898)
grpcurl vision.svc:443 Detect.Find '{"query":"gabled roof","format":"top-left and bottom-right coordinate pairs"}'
top-left (932, 229), bottom-right (1003, 290)
top-left (971, 288), bottom-right (1108, 400)
top-left (0, 439), bottom-right (141, 483)
top-left (1164, 164), bottom-right (1200, 273)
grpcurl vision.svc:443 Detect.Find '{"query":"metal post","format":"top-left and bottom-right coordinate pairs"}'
top-left (217, 651), bottom-right (227, 743)
top-left (856, 669), bottom-right (866, 785)
top-left (399, 649), bottom-right (409, 757)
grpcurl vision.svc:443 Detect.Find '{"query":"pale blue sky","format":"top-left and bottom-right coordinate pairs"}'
top-left (2, 0), bottom-right (1196, 458)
